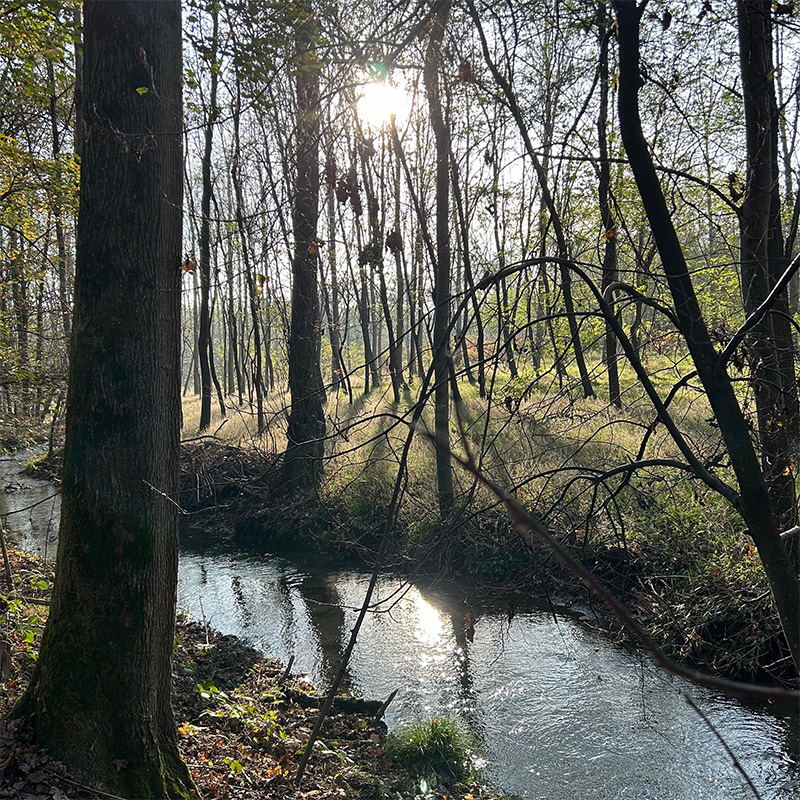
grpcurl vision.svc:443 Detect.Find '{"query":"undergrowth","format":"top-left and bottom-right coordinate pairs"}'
top-left (385, 716), bottom-right (482, 791)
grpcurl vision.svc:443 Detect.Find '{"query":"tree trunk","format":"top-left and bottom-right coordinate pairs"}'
top-left (47, 59), bottom-right (71, 342)
top-left (598, 0), bottom-right (621, 407)
top-left (208, 280), bottom-right (226, 419)
top-left (232, 84), bottom-right (265, 433)
top-left (425, 0), bottom-right (454, 517)
top-left (451, 157), bottom-right (485, 396)
top-left (197, 2), bottom-right (219, 432)
top-left (8, 231), bottom-right (29, 414)
top-left (357, 256), bottom-right (376, 392)
top-left (414, 227), bottom-right (426, 377)
top-left (359, 138), bottom-right (401, 403)
top-left (224, 230), bottom-right (243, 404)
top-left (326, 181), bottom-right (344, 390)
top-left (283, 0), bottom-right (326, 490)
top-left (392, 147), bottom-right (406, 386)
top-left (16, 2), bottom-right (195, 794)
top-left (737, 0), bottom-right (799, 541)
top-left (613, 0), bottom-right (800, 672)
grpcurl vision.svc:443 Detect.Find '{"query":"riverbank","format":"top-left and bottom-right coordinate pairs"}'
top-left (0, 545), bottom-right (502, 799)
top-left (166, 439), bottom-right (796, 686)
top-left (21, 436), bottom-right (797, 685)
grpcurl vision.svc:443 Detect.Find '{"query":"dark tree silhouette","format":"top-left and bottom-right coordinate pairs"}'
top-left (14, 1), bottom-right (195, 795)
top-left (613, 0), bottom-right (800, 672)
top-left (284, 0), bottom-right (326, 490)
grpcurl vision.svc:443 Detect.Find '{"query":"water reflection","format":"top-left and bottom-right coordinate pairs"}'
top-left (177, 549), bottom-right (799, 800)
top-left (297, 573), bottom-right (350, 689)
top-left (0, 454), bottom-right (59, 559)
top-left (413, 593), bottom-right (445, 646)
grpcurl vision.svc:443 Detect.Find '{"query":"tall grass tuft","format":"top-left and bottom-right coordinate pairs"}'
top-left (385, 716), bottom-right (480, 786)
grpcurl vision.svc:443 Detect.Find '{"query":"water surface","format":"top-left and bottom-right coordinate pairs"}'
top-left (2, 453), bottom-right (797, 799)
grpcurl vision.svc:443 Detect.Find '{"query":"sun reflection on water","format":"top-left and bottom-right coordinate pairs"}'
top-left (413, 592), bottom-right (446, 646)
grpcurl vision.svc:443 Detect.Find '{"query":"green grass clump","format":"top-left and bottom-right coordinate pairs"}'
top-left (385, 716), bottom-right (480, 786)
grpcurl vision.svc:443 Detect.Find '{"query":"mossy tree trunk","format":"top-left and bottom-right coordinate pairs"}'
top-left (15, 1), bottom-right (195, 795)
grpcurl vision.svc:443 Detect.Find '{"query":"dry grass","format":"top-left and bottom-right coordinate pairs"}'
top-left (178, 353), bottom-right (725, 550)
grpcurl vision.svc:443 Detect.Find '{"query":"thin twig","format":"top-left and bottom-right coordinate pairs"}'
top-left (0, 522), bottom-right (12, 589)
top-left (719, 250), bottom-right (800, 369)
top-left (44, 769), bottom-right (128, 800)
top-left (0, 492), bottom-right (60, 517)
top-left (681, 692), bottom-right (764, 800)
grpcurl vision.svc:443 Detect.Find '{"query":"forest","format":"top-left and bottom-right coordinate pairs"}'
top-left (0, 0), bottom-right (799, 798)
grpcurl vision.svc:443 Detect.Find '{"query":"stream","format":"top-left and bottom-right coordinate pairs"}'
top-left (1, 451), bottom-right (798, 799)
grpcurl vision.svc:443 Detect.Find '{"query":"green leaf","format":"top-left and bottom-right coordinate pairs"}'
top-left (136, 86), bottom-right (149, 95)
top-left (223, 757), bottom-right (243, 774)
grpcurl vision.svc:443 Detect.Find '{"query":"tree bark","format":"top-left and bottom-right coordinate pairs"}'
top-left (283, 0), bottom-right (326, 490)
top-left (737, 0), bottom-right (799, 542)
top-left (598, 0), bottom-right (620, 407)
top-left (73, 2), bottom-right (83, 163)
top-left (47, 59), bottom-right (71, 342)
top-left (232, 84), bottom-right (265, 433)
top-left (16, 1), bottom-right (195, 794)
top-left (325, 172), bottom-right (344, 390)
top-left (197, 2), bottom-right (219, 432)
top-left (425, 0), bottom-right (454, 517)
top-left (392, 145), bottom-right (406, 386)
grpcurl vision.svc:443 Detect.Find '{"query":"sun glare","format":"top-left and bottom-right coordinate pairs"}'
top-left (356, 80), bottom-right (411, 129)
top-left (413, 593), bottom-right (445, 646)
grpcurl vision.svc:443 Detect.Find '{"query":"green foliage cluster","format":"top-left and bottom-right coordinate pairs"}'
top-left (0, 2), bottom-right (76, 419)
top-left (385, 716), bottom-right (480, 787)
top-left (196, 680), bottom-right (281, 747)
top-left (0, 558), bottom-right (53, 700)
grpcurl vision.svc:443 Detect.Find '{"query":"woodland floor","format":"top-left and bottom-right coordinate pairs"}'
top-left (0, 547), bottom-right (498, 800)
